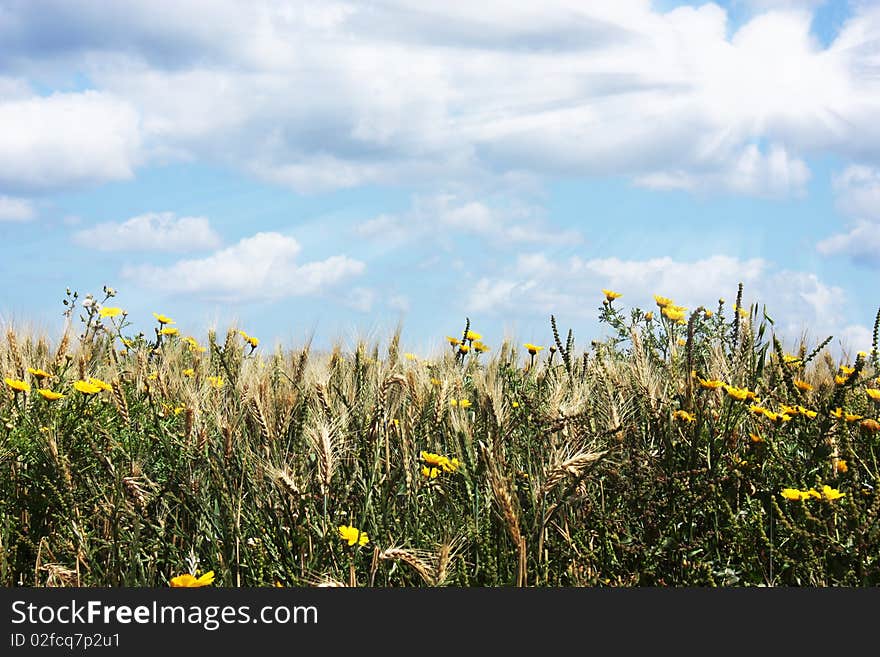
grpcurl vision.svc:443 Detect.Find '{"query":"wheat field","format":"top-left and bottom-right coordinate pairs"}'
top-left (2, 284), bottom-right (879, 587)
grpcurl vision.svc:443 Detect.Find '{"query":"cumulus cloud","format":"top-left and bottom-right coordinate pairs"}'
top-left (817, 165), bottom-right (880, 265)
top-left (355, 193), bottom-right (582, 247)
top-left (1, 2), bottom-right (878, 196)
top-left (0, 90), bottom-right (140, 192)
top-left (465, 252), bottom-right (860, 349)
top-left (0, 196), bottom-right (35, 222)
top-left (816, 220), bottom-right (880, 266)
top-left (832, 165), bottom-right (880, 221)
top-left (73, 212), bottom-right (221, 252)
top-left (123, 231), bottom-right (365, 301)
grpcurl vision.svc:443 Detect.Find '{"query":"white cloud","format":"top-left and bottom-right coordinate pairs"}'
top-left (816, 219), bottom-right (880, 265)
top-left (0, 196), bottom-right (35, 222)
top-left (832, 164), bottom-right (880, 221)
top-left (355, 193), bottom-right (582, 248)
top-left (465, 252), bottom-right (856, 348)
top-left (0, 91), bottom-right (140, 192)
top-left (345, 286), bottom-right (376, 313)
top-left (73, 212), bottom-right (221, 252)
top-left (123, 231), bottom-right (365, 301)
top-left (0, 2), bottom-right (875, 196)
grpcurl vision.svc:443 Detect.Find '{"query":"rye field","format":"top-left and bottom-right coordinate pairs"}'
top-left (2, 284), bottom-right (880, 587)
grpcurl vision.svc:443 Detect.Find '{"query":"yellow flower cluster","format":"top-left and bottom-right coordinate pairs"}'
top-left (780, 485), bottom-right (845, 502)
top-left (337, 525), bottom-right (369, 547)
top-left (420, 451), bottom-right (461, 478)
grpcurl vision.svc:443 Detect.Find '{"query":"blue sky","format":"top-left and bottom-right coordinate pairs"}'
top-left (1, 0), bottom-right (879, 358)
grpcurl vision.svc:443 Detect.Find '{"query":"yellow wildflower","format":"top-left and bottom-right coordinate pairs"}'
top-left (654, 295), bottom-right (673, 307)
top-left (830, 408), bottom-right (844, 419)
top-left (169, 571), bottom-right (215, 587)
top-left (430, 377), bottom-right (441, 386)
top-left (207, 376), bottom-right (224, 389)
top-left (672, 410), bottom-right (696, 422)
top-left (835, 375), bottom-right (850, 385)
top-left (749, 433), bottom-right (764, 443)
top-left (465, 331), bottom-right (482, 341)
top-left (99, 307), bottom-right (123, 318)
top-left (337, 525), bottom-right (369, 547)
top-left (524, 343), bottom-right (544, 356)
top-left (602, 289), bottom-right (622, 302)
top-left (845, 412), bottom-right (863, 423)
top-left (698, 378), bottom-right (724, 390)
top-left (794, 380), bottom-right (813, 392)
top-left (182, 368), bottom-right (195, 377)
top-left (421, 465), bottom-right (440, 479)
top-left (238, 330), bottom-right (259, 348)
top-left (458, 344), bottom-right (470, 354)
top-left (781, 488), bottom-right (808, 501)
top-left (724, 385), bottom-right (754, 401)
top-left (159, 327), bottom-right (179, 337)
top-left (73, 380), bottom-right (102, 394)
top-left (152, 313), bottom-right (175, 325)
top-left (661, 307), bottom-right (686, 322)
top-left (866, 388), bottom-right (880, 401)
top-left (5, 377), bottom-right (30, 393)
top-left (89, 377), bottom-right (112, 391)
top-left (472, 341), bottom-right (490, 353)
top-left (839, 365), bottom-right (855, 375)
top-left (404, 353), bottom-right (417, 361)
top-left (797, 406), bottom-right (818, 419)
top-left (446, 336), bottom-right (461, 346)
top-left (147, 371), bottom-right (159, 381)
top-left (37, 389), bottom-right (64, 401)
top-left (782, 354), bottom-right (801, 365)
top-left (27, 367), bottom-right (50, 379)
top-left (835, 460), bottom-right (848, 474)
top-left (820, 485), bottom-right (844, 501)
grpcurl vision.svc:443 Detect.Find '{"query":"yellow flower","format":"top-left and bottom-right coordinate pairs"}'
top-left (836, 460), bottom-right (848, 474)
top-left (654, 295), bottom-right (673, 307)
top-left (430, 377), bottom-right (441, 386)
top-left (404, 353), bottom-right (418, 361)
top-left (839, 365), bottom-right (855, 375)
top-left (421, 465), bottom-right (440, 479)
top-left (749, 433), bottom-right (764, 443)
top-left (661, 307), bottom-right (686, 322)
top-left (182, 368), bottom-right (195, 377)
top-left (465, 331), bottom-right (482, 341)
top-left (73, 380), bottom-right (102, 394)
top-left (153, 313), bottom-right (175, 325)
top-left (866, 388), bottom-right (880, 401)
top-left (524, 343), bottom-right (544, 356)
top-left (89, 377), bottom-right (112, 391)
top-left (704, 310), bottom-right (713, 318)
top-left (169, 571), bottom-right (215, 587)
top-left (794, 379), bottom-right (813, 392)
top-left (834, 375), bottom-right (850, 385)
top-left (677, 338), bottom-right (686, 346)
top-left (724, 385), bottom-right (754, 401)
top-left (698, 377), bottom-right (725, 390)
top-left (37, 389), bottom-right (64, 401)
top-left (446, 336), bottom-right (461, 346)
top-left (147, 371), bottom-right (159, 381)
top-left (238, 330), bottom-right (259, 348)
top-left (644, 312), bottom-right (654, 321)
top-left (782, 354), bottom-right (801, 365)
top-left (421, 451), bottom-right (445, 467)
top-left (749, 405), bottom-right (769, 416)
top-left (99, 307), bottom-right (123, 318)
top-left (781, 488), bottom-right (807, 501)
top-left (820, 485), bottom-right (844, 501)
top-left (158, 327), bottom-right (178, 337)
top-left (27, 367), bottom-right (50, 379)
top-left (779, 404), bottom-right (799, 416)
top-left (472, 341), bottom-right (490, 353)
top-left (512, 401), bottom-right (519, 408)
top-left (830, 407), bottom-right (844, 419)
top-left (672, 410), bottom-right (696, 422)
top-left (845, 412), bottom-right (863, 423)
top-left (5, 377), bottom-right (30, 392)
top-left (602, 289), bottom-right (622, 302)
top-left (797, 406), bottom-right (818, 419)
top-left (337, 525), bottom-right (369, 547)
top-left (184, 336), bottom-right (206, 352)
top-left (458, 344), bottom-right (470, 354)
top-left (207, 376), bottom-right (224, 389)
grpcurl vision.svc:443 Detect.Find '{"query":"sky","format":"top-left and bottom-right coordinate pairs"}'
top-left (1, 0), bottom-right (879, 358)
